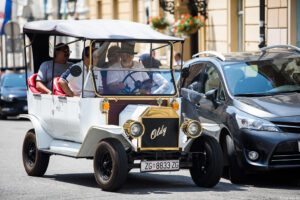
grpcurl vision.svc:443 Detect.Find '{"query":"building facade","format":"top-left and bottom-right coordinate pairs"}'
top-left (87, 0), bottom-right (299, 60)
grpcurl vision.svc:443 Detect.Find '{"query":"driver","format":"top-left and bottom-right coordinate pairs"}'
top-left (106, 42), bottom-right (147, 93)
top-left (106, 42), bottom-right (169, 94)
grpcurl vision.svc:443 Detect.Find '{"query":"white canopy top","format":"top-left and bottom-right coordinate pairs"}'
top-left (23, 19), bottom-right (184, 42)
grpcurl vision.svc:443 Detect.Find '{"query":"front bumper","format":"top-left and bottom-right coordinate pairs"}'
top-left (236, 129), bottom-right (300, 172)
top-left (0, 100), bottom-right (28, 116)
top-left (128, 151), bottom-right (204, 169)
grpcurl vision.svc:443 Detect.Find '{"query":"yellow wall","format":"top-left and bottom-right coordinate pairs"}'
top-left (206, 0), bottom-right (229, 52)
top-left (87, 0), bottom-right (296, 56)
top-left (266, 0), bottom-right (288, 45)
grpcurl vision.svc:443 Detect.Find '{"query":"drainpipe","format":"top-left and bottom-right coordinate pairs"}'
top-left (187, 1), bottom-right (199, 57)
top-left (258, 0), bottom-right (266, 48)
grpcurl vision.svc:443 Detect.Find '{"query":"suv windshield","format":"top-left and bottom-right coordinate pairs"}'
top-left (2, 74), bottom-right (26, 88)
top-left (86, 41), bottom-right (177, 96)
top-left (223, 57), bottom-right (300, 96)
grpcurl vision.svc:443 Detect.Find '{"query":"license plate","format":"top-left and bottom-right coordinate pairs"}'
top-left (140, 160), bottom-right (179, 172)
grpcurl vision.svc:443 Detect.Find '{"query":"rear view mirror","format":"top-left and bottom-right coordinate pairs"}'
top-left (181, 88), bottom-right (204, 104)
top-left (205, 88), bottom-right (218, 102)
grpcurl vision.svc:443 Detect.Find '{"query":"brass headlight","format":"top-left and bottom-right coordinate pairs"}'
top-left (181, 119), bottom-right (202, 138)
top-left (123, 120), bottom-right (145, 138)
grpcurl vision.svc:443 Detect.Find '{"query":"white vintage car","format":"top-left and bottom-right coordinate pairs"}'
top-left (21, 20), bottom-right (223, 191)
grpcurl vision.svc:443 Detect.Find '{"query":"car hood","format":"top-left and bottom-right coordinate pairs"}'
top-left (1, 87), bottom-right (27, 97)
top-left (234, 93), bottom-right (300, 118)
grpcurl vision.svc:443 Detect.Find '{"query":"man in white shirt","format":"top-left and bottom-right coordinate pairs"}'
top-left (106, 42), bottom-right (169, 94)
top-left (58, 46), bottom-right (96, 97)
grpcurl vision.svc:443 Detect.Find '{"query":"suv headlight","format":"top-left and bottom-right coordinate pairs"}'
top-left (235, 110), bottom-right (279, 132)
top-left (181, 119), bottom-right (203, 138)
top-left (0, 95), bottom-right (14, 102)
top-left (123, 120), bottom-right (145, 138)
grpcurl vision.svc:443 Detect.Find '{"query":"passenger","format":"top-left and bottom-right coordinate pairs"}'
top-left (104, 45), bottom-right (121, 68)
top-left (36, 43), bottom-right (72, 94)
top-left (174, 52), bottom-right (184, 66)
top-left (107, 42), bottom-right (168, 94)
top-left (139, 53), bottom-right (161, 68)
top-left (101, 46), bottom-right (121, 92)
top-left (58, 46), bottom-right (94, 97)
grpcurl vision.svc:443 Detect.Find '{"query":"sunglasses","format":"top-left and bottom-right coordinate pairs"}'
top-left (60, 49), bottom-right (72, 54)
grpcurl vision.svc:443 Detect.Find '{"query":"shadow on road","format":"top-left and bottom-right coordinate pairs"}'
top-left (239, 171), bottom-right (300, 189)
top-left (44, 170), bottom-right (300, 194)
top-left (45, 172), bottom-right (245, 194)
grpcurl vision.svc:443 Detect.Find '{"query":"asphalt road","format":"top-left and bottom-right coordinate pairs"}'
top-left (1, 118), bottom-right (300, 200)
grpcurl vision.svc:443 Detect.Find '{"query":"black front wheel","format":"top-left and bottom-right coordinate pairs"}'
top-left (22, 129), bottom-right (50, 176)
top-left (225, 135), bottom-right (247, 184)
top-left (0, 114), bottom-right (7, 120)
top-left (190, 136), bottom-right (223, 188)
top-left (94, 139), bottom-right (128, 191)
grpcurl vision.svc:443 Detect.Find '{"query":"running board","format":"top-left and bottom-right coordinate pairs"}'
top-left (40, 140), bottom-right (82, 157)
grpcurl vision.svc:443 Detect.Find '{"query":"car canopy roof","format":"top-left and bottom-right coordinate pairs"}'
top-left (23, 19), bottom-right (183, 42)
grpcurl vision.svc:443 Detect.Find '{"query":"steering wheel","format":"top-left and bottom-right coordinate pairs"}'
top-left (122, 71), bottom-right (150, 93)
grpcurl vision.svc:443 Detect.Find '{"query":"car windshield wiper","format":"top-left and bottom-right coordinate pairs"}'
top-left (234, 93), bottom-right (272, 97)
top-left (273, 89), bottom-right (300, 94)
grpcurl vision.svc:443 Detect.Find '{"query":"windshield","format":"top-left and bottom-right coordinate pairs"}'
top-left (90, 68), bottom-right (176, 95)
top-left (223, 57), bottom-right (300, 96)
top-left (86, 41), bottom-right (177, 96)
top-left (1, 74), bottom-right (26, 88)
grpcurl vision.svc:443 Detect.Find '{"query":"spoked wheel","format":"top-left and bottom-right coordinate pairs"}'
top-left (189, 136), bottom-right (223, 188)
top-left (94, 140), bottom-right (128, 191)
top-left (22, 129), bottom-right (50, 176)
top-left (99, 151), bottom-right (113, 180)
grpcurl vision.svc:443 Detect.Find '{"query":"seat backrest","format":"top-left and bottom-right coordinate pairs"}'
top-left (53, 77), bottom-right (66, 96)
top-left (27, 73), bottom-right (41, 94)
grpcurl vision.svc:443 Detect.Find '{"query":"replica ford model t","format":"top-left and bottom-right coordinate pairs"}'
top-left (21, 20), bottom-right (222, 191)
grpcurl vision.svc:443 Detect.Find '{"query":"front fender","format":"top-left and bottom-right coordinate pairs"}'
top-left (77, 125), bottom-right (133, 157)
top-left (19, 114), bottom-right (53, 149)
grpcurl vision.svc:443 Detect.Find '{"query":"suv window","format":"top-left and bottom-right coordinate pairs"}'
top-left (204, 65), bottom-right (220, 93)
top-left (182, 63), bottom-right (206, 88)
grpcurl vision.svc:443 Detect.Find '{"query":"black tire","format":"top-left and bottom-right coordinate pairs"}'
top-left (94, 139), bottom-right (128, 191)
top-left (189, 136), bottom-right (223, 188)
top-left (225, 135), bottom-right (246, 184)
top-left (0, 114), bottom-right (7, 120)
top-left (22, 129), bottom-right (50, 176)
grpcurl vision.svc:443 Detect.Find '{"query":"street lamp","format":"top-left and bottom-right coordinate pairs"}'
top-left (66, 0), bottom-right (77, 17)
top-left (159, 0), bottom-right (175, 14)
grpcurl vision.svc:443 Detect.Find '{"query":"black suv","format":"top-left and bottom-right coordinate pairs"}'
top-left (180, 45), bottom-right (300, 183)
top-left (0, 71), bottom-right (28, 119)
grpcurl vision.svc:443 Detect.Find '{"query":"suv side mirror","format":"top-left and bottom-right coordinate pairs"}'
top-left (181, 88), bottom-right (204, 104)
top-left (181, 67), bottom-right (189, 78)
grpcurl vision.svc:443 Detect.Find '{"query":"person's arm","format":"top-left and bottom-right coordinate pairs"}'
top-left (36, 81), bottom-right (52, 94)
top-left (36, 63), bottom-right (52, 94)
top-left (58, 78), bottom-right (74, 97)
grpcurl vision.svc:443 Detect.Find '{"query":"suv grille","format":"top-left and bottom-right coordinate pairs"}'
top-left (270, 141), bottom-right (300, 166)
top-left (271, 121), bottom-right (300, 133)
